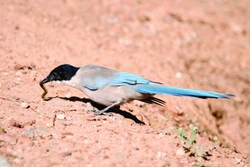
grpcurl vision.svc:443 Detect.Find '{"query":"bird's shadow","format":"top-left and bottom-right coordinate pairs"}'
top-left (53, 96), bottom-right (145, 124)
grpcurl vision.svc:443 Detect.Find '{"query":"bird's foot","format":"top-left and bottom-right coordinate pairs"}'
top-left (87, 107), bottom-right (113, 117)
top-left (94, 110), bottom-right (114, 117)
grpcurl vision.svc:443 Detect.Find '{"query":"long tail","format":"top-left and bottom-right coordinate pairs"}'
top-left (135, 84), bottom-right (234, 99)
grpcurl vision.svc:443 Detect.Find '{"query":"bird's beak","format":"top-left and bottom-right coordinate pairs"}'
top-left (40, 77), bottom-right (50, 85)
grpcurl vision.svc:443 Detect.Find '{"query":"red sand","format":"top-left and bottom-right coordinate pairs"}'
top-left (0, 0), bottom-right (250, 166)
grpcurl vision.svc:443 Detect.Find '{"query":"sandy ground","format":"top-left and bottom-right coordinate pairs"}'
top-left (1, 0), bottom-right (250, 166)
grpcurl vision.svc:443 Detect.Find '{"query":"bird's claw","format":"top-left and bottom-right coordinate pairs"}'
top-left (94, 111), bottom-right (114, 117)
top-left (87, 107), bottom-right (114, 117)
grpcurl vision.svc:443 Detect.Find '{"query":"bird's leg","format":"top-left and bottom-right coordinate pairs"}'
top-left (94, 99), bottom-right (122, 115)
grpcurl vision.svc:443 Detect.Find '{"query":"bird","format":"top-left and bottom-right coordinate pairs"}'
top-left (40, 64), bottom-right (234, 115)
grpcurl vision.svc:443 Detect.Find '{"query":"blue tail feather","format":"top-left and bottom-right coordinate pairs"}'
top-left (135, 84), bottom-right (233, 99)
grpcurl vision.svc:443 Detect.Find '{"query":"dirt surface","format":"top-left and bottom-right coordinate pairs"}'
top-left (1, 0), bottom-right (250, 166)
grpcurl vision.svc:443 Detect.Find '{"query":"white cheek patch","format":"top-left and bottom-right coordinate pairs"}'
top-left (61, 80), bottom-right (78, 88)
top-left (61, 80), bottom-right (72, 86)
top-left (52, 80), bottom-right (72, 85)
top-left (53, 81), bottom-right (63, 84)
top-left (52, 75), bottom-right (80, 89)
top-left (52, 80), bottom-right (73, 87)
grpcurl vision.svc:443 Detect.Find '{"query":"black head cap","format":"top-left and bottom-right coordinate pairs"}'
top-left (40, 64), bottom-right (80, 84)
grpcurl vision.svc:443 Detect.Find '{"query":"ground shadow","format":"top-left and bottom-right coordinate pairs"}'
top-left (52, 96), bottom-right (145, 124)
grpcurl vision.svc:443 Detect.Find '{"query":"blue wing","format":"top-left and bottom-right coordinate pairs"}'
top-left (80, 65), bottom-right (233, 99)
top-left (80, 66), bottom-right (152, 90)
top-left (110, 72), bottom-right (151, 85)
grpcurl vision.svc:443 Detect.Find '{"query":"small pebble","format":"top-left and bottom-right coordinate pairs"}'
top-left (235, 158), bottom-right (241, 163)
top-left (14, 63), bottom-right (24, 71)
top-left (13, 81), bottom-right (19, 85)
top-left (21, 102), bottom-right (29, 109)
top-left (176, 148), bottom-right (185, 156)
top-left (15, 71), bottom-right (23, 76)
top-left (156, 151), bottom-right (167, 158)
top-left (175, 72), bottom-right (182, 78)
top-left (57, 114), bottom-right (65, 120)
top-left (46, 123), bottom-right (53, 128)
top-left (62, 151), bottom-right (72, 157)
